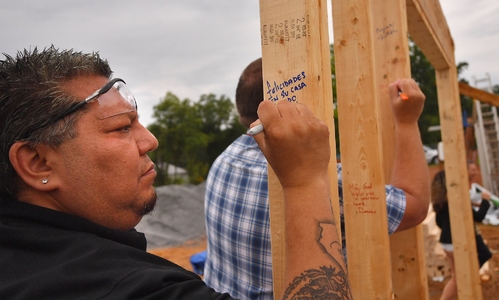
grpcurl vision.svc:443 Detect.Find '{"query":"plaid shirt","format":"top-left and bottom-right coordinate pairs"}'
top-left (204, 135), bottom-right (405, 300)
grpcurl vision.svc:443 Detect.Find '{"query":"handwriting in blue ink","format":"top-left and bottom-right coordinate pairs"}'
top-left (265, 71), bottom-right (307, 102)
top-left (376, 22), bottom-right (398, 41)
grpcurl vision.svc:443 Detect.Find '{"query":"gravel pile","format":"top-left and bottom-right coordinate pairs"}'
top-left (135, 182), bottom-right (207, 250)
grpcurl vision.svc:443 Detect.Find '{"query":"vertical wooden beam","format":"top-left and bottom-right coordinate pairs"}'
top-left (368, 0), bottom-right (430, 298)
top-left (330, 0), bottom-right (480, 297)
top-left (258, 1), bottom-right (339, 298)
top-left (436, 67), bottom-right (483, 300)
top-left (331, 0), bottom-right (393, 298)
top-left (390, 228), bottom-right (429, 299)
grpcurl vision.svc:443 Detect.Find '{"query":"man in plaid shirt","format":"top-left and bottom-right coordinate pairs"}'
top-left (204, 58), bottom-right (429, 299)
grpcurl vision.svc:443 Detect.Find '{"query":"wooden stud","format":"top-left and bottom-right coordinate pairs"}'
top-left (331, 0), bottom-right (393, 297)
top-left (368, 0), bottom-right (430, 298)
top-left (436, 67), bottom-right (483, 300)
top-left (258, 1), bottom-right (339, 298)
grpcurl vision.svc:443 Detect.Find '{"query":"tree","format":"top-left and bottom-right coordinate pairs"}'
top-left (409, 39), bottom-right (440, 146)
top-left (409, 40), bottom-right (472, 147)
top-left (195, 94), bottom-right (246, 167)
top-left (148, 92), bottom-right (206, 185)
top-left (330, 44), bottom-right (341, 158)
top-left (148, 92), bottom-right (245, 185)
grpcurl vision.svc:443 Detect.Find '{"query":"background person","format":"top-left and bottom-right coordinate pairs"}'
top-left (431, 170), bottom-right (492, 300)
top-left (468, 161), bottom-right (499, 224)
top-left (204, 57), bottom-right (431, 299)
top-left (0, 47), bottom-right (351, 299)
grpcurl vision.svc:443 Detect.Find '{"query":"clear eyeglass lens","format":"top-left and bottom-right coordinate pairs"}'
top-left (115, 81), bottom-right (137, 110)
top-left (94, 81), bottom-right (138, 119)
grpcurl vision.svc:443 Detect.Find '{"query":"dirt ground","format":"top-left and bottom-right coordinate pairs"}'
top-left (148, 164), bottom-right (499, 298)
top-left (426, 223), bottom-right (499, 299)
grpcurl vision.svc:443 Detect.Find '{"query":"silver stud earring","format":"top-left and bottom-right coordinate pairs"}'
top-left (42, 179), bottom-right (48, 184)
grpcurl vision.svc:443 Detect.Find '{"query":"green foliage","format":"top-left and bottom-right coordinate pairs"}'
top-left (330, 44), bottom-right (337, 103)
top-left (409, 40), bottom-right (473, 146)
top-left (148, 92), bottom-right (245, 185)
top-left (409, 40), bottom-right (440, 146)
top-left (330, 44), bottom-right (341, 157)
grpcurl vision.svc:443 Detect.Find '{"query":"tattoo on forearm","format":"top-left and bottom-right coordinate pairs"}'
top-left (282, 266), bottom-right (351, 299)
top-left (283, 202), bottom-right (351, 299)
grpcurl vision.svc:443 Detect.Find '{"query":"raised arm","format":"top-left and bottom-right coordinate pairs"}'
top-left (251, 100), bottom-right (351, 299)
top-left (389, 78), bottom-right (431, 231)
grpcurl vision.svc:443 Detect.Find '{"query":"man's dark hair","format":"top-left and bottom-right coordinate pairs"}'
top-left (235, 58), bottom-right (263, 128)
top-left (0, 46), bottom-right (112, 197)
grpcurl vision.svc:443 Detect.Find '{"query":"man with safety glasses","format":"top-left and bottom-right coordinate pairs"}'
top-left (0, 47), bottom-right (351, 299)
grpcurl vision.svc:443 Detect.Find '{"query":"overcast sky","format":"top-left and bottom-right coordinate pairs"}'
top-left (1, 0), bottom-right (498, 126)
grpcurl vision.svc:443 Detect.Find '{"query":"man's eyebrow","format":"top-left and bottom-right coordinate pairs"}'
top-left (98, 109), bottom-right (137, 121)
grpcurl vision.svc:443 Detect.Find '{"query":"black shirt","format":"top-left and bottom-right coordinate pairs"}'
top-left (435, 199), bottom-right (490, 244)
top-left (0, 197), bottom-right (233, 299)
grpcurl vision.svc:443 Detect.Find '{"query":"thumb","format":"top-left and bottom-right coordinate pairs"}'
top-left (248, 121), bottom-right (267, 154)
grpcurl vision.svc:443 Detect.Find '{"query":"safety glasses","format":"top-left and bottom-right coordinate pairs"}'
top-left (57, 78), bottom-right (137, 121)
top-left (23, 78), bottom-right (138, 140)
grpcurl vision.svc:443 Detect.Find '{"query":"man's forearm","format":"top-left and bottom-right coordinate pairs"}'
top-left (281, 180), bottom-right (352, 299)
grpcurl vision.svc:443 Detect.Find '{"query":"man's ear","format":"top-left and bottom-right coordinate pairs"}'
top-left (9, 142), bottom-right (56, 191)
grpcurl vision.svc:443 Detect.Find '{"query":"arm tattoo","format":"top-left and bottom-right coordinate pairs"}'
top-left (282, 266), bottom-right (351, 299)
top-left (282, 200), bottom-right (351, 299)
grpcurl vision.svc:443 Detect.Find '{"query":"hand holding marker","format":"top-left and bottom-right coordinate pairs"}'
top-left (399, 92), bottom-right (409, 100)
top-left (248, 90), bottom-right (409, 136)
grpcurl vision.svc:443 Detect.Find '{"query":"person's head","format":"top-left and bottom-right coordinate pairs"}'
top-left (235, 57), bottom-right (263, 128)
top-left (0, 46), bottom-right (159, 230)
top-left (468, 161), bottom-right (479, 183)
top-left (431, 170), bottom-right (448, 213)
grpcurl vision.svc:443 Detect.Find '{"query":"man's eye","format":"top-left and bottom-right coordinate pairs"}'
top-left (117, 125), bottom-right (131, 133)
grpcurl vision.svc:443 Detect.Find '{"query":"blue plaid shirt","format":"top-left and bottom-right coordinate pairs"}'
top-left (204, 135), bottom-right (405, 300)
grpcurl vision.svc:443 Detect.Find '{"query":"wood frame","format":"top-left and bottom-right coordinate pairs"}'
top-left (260, 0), bottom-right (482, 298)
top-left (332, 0), bottom-right (481, 298)
top-left (407, 0), bottom-right (483, 298)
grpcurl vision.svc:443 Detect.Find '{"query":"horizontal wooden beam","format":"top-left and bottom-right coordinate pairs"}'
top-left (406, 0), bottom-right (455, 70)
top-left (459, 81), bottom-right (499, 106)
